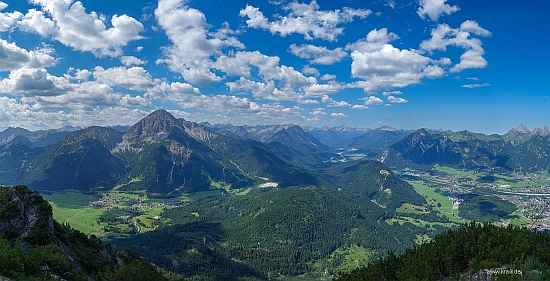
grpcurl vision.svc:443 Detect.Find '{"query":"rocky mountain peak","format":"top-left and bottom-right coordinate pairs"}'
top-left (2, 127), bottom-right (32, 135)
top-left (512, 124), bottom-right (530, 134)
top-left (532, 124), bottom-right (550, 136)
top-left (123, 109), bottom-right (184, 144)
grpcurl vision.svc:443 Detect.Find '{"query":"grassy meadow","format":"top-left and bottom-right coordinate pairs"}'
top-left (42, 192), bottom-right (105, 234)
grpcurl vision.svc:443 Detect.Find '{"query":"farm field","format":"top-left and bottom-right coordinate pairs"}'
top-left (407, 181), bottom-right (465, 223)
top-left (43, 191), bottom-right (169, 236)
top-left (42, 187), bottom-right (231, 237)
top-left (42, 192), bottom-right (105, 234)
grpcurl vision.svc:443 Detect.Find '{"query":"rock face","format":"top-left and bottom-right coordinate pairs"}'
top-left (533, 124), bottom-right (550, 136)
top-left (0, 185), bottom-right (54, 249)
top-left (512, 124), bottom-right (530, 134)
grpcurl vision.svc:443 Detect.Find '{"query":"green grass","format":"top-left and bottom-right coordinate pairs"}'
top-left (415, 234), bottom-right (431, 245)
top-left (386, 217), bottom-right (427, 227)
top-left (409, 181), bottom-right (466, 223)
top-left (42, 183), bottom-right (231, 237)
top-left (509, 216), bottom-right (533, 227)
top-left (186, 190), bottom-right (223, 201)
top-left (432, 165), bottom-right (550, 189)
top-left (386, 216), bottom-right (451, 228)
top-left (396, 203), bottom-right (430, 214)
top-left (210, 181), bottom-right (231, 191)
top-left (230, 187), bottom-right (252, 196)
top-left (432, 165), bottom-right (475, 178)
top-left (490, 173), bottom-right (550, 189)
top-left (43, 191), bottom-right (166, 236)
top-left (334, 245), bottom-right (375, 273)
top-left (43, 192), bottom-right (106, 234)
top-left (111, 177), bottom-right (143, 192)
top-left (42, 191), bottom-right (98, 207)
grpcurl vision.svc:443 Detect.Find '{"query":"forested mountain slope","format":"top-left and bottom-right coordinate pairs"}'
top-left (112, 185), bottom-right (431, 279)
top-left (336, 222), bottom-right (550, 281)
top-left (382, 126), bottom-right (550, 172)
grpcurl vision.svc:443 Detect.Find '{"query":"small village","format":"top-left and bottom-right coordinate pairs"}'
top-left (401, 168), bottom-right (550, 230)
top-left (88, 193), bottom-right (186, 212)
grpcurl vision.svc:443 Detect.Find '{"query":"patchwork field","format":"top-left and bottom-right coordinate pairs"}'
top-left (432, 165), bottom-right (550, 189)
top-left (405, 166), bottom-right (550, 228)
top-left (41, 187), bottom-right (232, 237)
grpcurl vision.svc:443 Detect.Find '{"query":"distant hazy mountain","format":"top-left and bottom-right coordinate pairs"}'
top-left (307, 125), bottom-right (370, 147)
top-left (5, 112), bottom-right (549, 194)
top-left (346, 125), bottom-right (411, 156)
top-left (0, 126), bottom-right (80, 148)
top-left (107, 125), bottom-right (131, 132)
top-left (207, 123), bottom-right (337, 165)
top-left (382, 125), bottom-right (550, 172)
top-left (503, 124), bottom-right (550, 144)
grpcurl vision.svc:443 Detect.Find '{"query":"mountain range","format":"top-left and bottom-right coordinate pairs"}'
top-left (0, 111), bottom-right (415, 204)
top-left (0, 110), bottom-right (327, 195)
top-left (382, 124), bottom-right (550, 173)
top-left (0, 126), bottom-right (80, 148)
top-left (2, 112), bottom-right (550, 195)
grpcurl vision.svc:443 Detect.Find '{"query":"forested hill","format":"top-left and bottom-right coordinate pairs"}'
top-left (335, 222), bottom-right (550, 281)
top-left (111, 185), bottom-right (439, 280)
top-left (0, 185), bottom-right (167, 281)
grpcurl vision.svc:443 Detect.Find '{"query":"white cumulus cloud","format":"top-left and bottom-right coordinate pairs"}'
top-left (321, 95), bottom-right (351, 107)
top-left (417, 0), bottom-right (459, 21)
top-left (289, 44), bottom-right (347, 65)
top-left (348, 29), bottom-right (444, 92)
top-left (239, 1), bottom-right (371, 41)
top-left (155, 0), bottom-right (244, 87)
top-left (387, 96), bottom-right (408, 103)
top-left (0, 39), bottom-right (57, 71)
top-left (120, 56), bottom-right (146, 66)
top-left (0, 2), bottom-right (23, 31)
top-left (19, 0), bottom-right (144, 57)
top-left (0, 68), bottom-right (66, 96)
top-left (421, 20), bottom-right (491, 73)
top-left (382, 90), bottom-right (403, 96)
top-left (360, 96), bottom-right (384, 105)
top-left (320, 74), bottom-right (337, 81)
top-left (93, 66), bottom-right (158, 91)
top-left (331, 112), bottom-right (348, 117)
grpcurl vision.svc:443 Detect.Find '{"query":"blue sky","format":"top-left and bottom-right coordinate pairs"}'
top-left (0, 0), bottom-right (548, 134)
